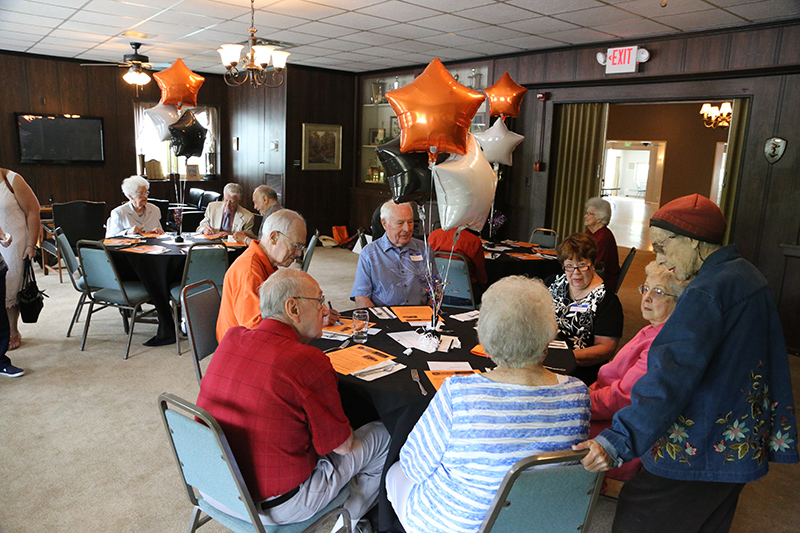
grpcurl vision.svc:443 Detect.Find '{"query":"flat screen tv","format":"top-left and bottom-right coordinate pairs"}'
top-left (15, 113), bottom-right (105, 164)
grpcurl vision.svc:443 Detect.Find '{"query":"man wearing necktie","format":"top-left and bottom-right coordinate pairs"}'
top-left (197, 182), bottom-right (254, 236)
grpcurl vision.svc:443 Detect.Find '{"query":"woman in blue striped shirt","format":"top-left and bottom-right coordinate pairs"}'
top-left (386, 275), bottom-right (590, 533)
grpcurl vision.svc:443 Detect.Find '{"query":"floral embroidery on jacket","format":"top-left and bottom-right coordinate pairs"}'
top-left (714, 365), bottom-right (796, 463)
top-left (651, 415), bottom-right (697, 464)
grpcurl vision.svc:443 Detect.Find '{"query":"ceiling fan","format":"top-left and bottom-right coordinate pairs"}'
top-left (80, 42), bottom-right (154, 85)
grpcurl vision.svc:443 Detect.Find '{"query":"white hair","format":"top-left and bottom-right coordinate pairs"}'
top-left (223, 182), bottom-right (243, 199)
top-left (261, 209), bottom-right (305, 239)
top-left (380, 200), bottom-right (413, 222)
top-left (586, 197), bottom-right (612, 225)
top-left (477, 276), bottom-right (557, 368)
top-left (259, 269), bottom-right (312, 319)
top-left (121, 175), bottom-right (149, 198)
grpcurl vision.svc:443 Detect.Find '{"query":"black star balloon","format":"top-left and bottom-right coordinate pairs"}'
top-left (169, 111), bottom-right (207, 158)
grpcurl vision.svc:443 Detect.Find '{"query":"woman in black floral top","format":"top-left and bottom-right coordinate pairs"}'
top-left (548, 233), bottom-right (623, 385)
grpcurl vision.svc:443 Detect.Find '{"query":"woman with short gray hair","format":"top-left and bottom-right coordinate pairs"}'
top-left (385, 276), bottom-right (590, 533)
top-left (106, 175), bottom-right (163, 237)
top-left (584, 196), bottom-right (621, 290)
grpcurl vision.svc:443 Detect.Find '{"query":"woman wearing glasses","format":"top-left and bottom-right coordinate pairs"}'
top-left (589, 261), bottom-right (686, 486)
top-left (548, 232), bottom-right (623, 385)
top-left (106, 175), bottom-right (164, 237)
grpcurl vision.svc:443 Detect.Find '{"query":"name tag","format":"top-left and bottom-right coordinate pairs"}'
top-left (570, 303), bottom-right (589, 313)
top-left (410, 254), bottom-right (423, 261)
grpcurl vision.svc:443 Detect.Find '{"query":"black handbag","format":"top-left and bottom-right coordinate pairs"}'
top-left (18, 257), bottom-right (47, 323)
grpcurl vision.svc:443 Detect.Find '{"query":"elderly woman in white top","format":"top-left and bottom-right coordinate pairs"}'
top-left (385, 275), bottom-right (590, 533)
top-left (105, 175), bottom-right (164, 237)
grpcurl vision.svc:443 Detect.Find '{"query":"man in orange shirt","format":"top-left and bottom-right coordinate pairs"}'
top-left (216, 209), bottom-right (337, 340)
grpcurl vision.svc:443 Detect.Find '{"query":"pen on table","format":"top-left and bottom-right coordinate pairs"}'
top-left (329, 301), bottom-right (344, 325)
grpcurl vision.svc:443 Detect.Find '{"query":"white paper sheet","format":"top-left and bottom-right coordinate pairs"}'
top-left (428, 361), bottom-right (472, 371)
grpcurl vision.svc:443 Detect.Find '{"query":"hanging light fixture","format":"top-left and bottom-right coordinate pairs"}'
top-left (218, 0), bottom-right (289, 88)
top-left (122, 64), bottom-right (151, 86)
top-left (700, 102), bottom-right (732, 128)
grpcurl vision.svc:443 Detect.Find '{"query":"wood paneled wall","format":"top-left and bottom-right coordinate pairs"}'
top-left (0, 51), bottom-right (229, 213)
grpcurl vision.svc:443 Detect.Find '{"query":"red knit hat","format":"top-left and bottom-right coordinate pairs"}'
top-left (650, 194), bottom-right (727, 244)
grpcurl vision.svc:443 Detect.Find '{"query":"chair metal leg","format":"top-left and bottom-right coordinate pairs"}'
top-left (186, 506), bottom-right (209, 533)
top-left (67, 293), bottom-right (87, 337)
top-left (80, 302), bottom-right (94, 351)
top-left (173, 299), bottom-right (182, 356)
top-left (124, 304), bottom-right (141, 360)
top-left (120, 308), bottom-right (130, 334)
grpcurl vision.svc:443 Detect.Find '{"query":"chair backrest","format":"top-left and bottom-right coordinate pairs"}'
top-left (186, 187), bottom-right (204, 208)
top-left (148, 199), bottom-right (169, 225)
top-left (181, 211), bottom-right (205, 233)
top-left (478, 449), bottom-right (603, 533)
top-left (528, 228), bottom-right (559, 249)
top-left (52, 201), bottom-right (106, 250)
top-left (158, 392), bottom-right (266, 532)
top-left (181, 243), bottom-right (229, 291)
top-left (301, 230), bottom-right (320, 272)
top-left (77, 240), bottom-right (130, 299)
top-left (54, 227), bottom-right (84, 289)
top-left (181, 280), bottom-right (221, 387)
top-left (434, 252), bottom-right (475, 310)
top-left (201, 190), bottom-right (222, 210)
top-left (616, 247), bottom-right (637, 293)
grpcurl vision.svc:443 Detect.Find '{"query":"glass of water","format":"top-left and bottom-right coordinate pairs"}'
top-left (352, 310), bottom-right (369, 344)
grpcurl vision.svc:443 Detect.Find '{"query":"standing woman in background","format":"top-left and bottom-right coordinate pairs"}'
top-left (584, 197), bottom-right (621, 291)
top-left (0, 169), bottom-right (41, 350)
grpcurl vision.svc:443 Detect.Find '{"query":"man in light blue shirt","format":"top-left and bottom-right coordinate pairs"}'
top-left (351, 201), bottom-right (436, 308)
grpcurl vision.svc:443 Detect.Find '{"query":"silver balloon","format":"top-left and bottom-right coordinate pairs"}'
top-left (473, 118), bottom-right (524, 166)
top-left (144, 103), bottom-right (180, 141)
top-left (433, 134), bottom-right (497, 232)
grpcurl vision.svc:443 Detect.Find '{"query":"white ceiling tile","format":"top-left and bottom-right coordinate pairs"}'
top-left (174, 0), bottom-right (251, 20)
top-left (498, 34), bottom-right (566, 50)
top-left (284, 44), bottom-right (340, 57)
top-left (82, 0), bottom-right (162, 20)
top-left (353, 45), bottom-right (405, 57)
top-left (319, 11), bottom-right (395, 30)
top-left (402, 0), bottom-right (493, 10)
top-left (0, 41), bottom-right (38, 52)
top-left (311, 38), bottom-right (371, 52)
top-left (390, 39), bottom-right (449, 53)
top-left (380, 23), bottom-right (438, 40)
top-left (356, 1), bottom-right (441, 22)
top-left (150, 10), bottom-right (225, 28)
top-left (338, 31), bottom-right (405, 46)
top-left (1, 1), bottom-right (76, 19)
top-left (305, 0), bottom-right (384, 10)
top-left (71, 11), bottom-right (145, 28)
top-left (457, 41), bottom-right (525, 56)
top-left (556, 6), bottom-right (643, 26)
top-left (505, 0), bottom-right (606, 16)
top-left (458, 25), bottom-right (529, 42)
top-left (237, 10), bottom-right (309, 30)
top-left (410, 14), bottom-right (487, 32)
top-left (263, 0), bottom-right (346, 20)
top-left (727, 0), bottom-right (800, 20)
top-left (505, 16), bottom-right (580, 35)
top-left (703, 0), bottom-right (763, 6)
top-left (291, 21), bottom-right (361, 37)
top-left (0, 10), bottom-right (63, 28)
top-left (614, 0), bottom-right (712, 18)
top-left (543, 27), bottom-right (618, 44)
top-left (417, 33), bottom-right (484, 48)
top-left (458, 3), bottom-right (541, 25)
top-left (593, 19), bottom-right (676, 38)
top-left (653, 9), bottom-right (747, 30)
top-left (0, 19), bottom-right (53, 36)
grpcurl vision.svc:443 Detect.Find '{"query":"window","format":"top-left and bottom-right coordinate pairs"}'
top-left (133, 102), bottom-right (219, 180)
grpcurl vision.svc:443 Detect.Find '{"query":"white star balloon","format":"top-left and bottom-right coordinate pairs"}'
top-left (473, 118), bottom-right (524, 166)
top-left (433, 134), bottom-right (498, 232)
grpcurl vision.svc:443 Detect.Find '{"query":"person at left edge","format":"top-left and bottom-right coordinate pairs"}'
top-left (197, 268), bottom-right (390, 531)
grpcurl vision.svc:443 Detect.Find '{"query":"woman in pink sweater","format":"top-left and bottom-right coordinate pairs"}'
top-left (589, 261), bottom-right (687, 480)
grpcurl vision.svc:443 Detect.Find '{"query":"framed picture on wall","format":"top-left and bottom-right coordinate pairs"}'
top-left (186, 164), bottom-right (200, 180)
top-left (302, 123), bottom-right (342, 170)
top-left (389, 116), bottom-right (401, 139)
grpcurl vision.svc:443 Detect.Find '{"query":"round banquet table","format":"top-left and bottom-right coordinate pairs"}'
top-left (105, 233), bottom-right (245, 346)
top-left (312, 307), bottom-right (576, 532)
top-left (483, 240), bottom-right (563, 286)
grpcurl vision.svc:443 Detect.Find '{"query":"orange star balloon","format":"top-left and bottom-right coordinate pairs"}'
top-left (386, 58), bottom-right (485, 161)
top-left (484, 72), bottom-right (528, 118)
top-left (153, 58), bottom-right (205, 109)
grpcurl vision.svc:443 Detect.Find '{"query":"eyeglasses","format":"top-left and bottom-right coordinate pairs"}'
top-left (637, 284), bottom-right (677, 299)
top-left (292, 295), bottom-right (325, 308)
top-left (564, 263), bottom-right (592, 273)
top-left (131, 191), bottom-right (149, 197)
top-left (277, 231), bottom-right (306, 252)
top-left (651, 234), bottom-right (679, 255)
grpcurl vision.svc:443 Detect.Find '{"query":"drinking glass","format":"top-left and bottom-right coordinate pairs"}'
top-left (352, 310), bottom-right (369, 344)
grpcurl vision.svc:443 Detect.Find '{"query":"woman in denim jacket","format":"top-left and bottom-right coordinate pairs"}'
top-left (576, 194), bottom-right (798, 532)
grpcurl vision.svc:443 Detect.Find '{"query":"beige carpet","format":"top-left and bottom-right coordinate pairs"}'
top-left (1, 246), bottom-right (797, 532)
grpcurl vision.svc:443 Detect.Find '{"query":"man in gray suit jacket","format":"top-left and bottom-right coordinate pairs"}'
top-left (197, 182), bottom-right (254, 236)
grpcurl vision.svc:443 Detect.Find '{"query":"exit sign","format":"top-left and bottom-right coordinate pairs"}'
top-left (606, 46), bottom-right (639, 74)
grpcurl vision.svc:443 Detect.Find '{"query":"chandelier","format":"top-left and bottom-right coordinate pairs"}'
top-left (700, 102), bottom-right (732, 128)
top-left (217, 0), bottom-right (290, 88)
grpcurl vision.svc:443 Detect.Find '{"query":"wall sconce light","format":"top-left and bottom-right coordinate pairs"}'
top-left (700, 102), bottom-right (732, 128)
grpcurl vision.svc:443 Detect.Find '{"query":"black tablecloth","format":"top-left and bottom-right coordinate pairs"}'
top-left (312, 307), bottom-right (576, 532)
top-left (107, 234), bottom-right (244, 345)
top-left (483, 240), bottom-right (562, 286)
